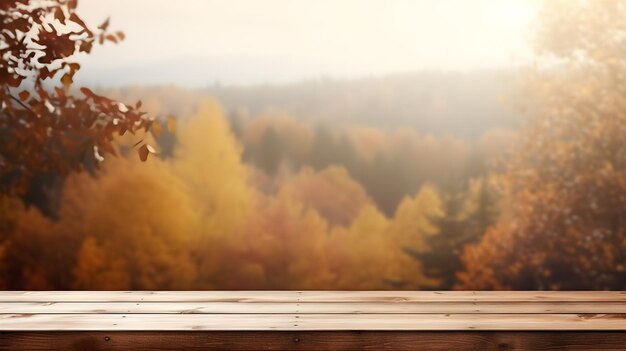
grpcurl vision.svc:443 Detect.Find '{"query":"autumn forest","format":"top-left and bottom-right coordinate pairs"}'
top-left (1, 0), bottom-right (626, 291)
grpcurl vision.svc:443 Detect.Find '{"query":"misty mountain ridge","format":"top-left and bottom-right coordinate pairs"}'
top-left (104, 69), bottom-right (523, 140)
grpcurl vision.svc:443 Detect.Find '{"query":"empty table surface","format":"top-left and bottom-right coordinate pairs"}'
top-left (0, 291), bottom-right (624, 331)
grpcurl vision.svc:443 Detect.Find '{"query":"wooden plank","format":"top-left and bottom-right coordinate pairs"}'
top-left (298, 291), bottom-right (626, 303)
top-left (0, 291), bottom-right (624, 302)
top-left (0, 313), bottom-right (625, 331)
top-left (294, 313), bottom-right (626, 331)
top-left (0, 301), bottom-right (624, 314)
top-left (2, 331), bottom-right (626, 351)
top-left (0, 291), bottom-right (303, 303)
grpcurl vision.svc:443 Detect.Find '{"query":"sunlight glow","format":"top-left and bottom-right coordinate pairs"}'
top-left (77, 0), bottom-right (540, 85)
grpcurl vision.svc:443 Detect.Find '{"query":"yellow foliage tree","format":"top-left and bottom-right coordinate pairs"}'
top-left (209, 193), bottom-right (333, 289)
top-left (458, 0), bottom-right (626, 290)
top-left (173, 99), bottom-right (256, 286)
top-left (68, 157), bottom-right (198, 290)
top-left (329, 205), bottom-right (432, 289)
top-left (1, 205), bottom-right (57, 290)
top-left (389, 184), bottom-right (444, 251)
top-left (174, 100), bottom-right (254, 235)
top-left (280, 166), bottom-right (372, 226)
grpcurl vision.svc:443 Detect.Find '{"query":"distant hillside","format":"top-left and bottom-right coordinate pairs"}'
top-left (203, 70), bottom-right (522, 140)
top-left (105, 69), bottom-right (522, 140)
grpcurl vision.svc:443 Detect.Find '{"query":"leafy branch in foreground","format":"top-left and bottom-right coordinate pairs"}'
top-left (0, 0), bottom-right (156, 196)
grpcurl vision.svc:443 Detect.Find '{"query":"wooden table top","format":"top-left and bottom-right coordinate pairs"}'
top-left (0, 291), bottom-right (624, 331)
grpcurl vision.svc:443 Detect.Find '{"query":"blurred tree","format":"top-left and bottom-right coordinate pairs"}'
top-left (227, 109), bottom-right (247, 139)
top-left (309, 125), bottom-right (337, 169)
top-left (356, 154), bottom-right (412, 216)
top-left (463, 178), bottom-right (500, 242)
top-left (0, 197), bottom-right (45, 289)
top-left (240, 111), bottom-right (315, 176)
top-left (389, 184), bottom-right (444, 253)
top-left (458, 0), bottom-right (626, 290)
top-left (328, 204), bottom-right (435, 290)
top-left (410, 179), bottom-right (497, 289)
top-left (280, 166), bottom-right (372, 226)
top-left (212, 193), bottom-right (333, 290)
top-left (173, 100), bottom-right (256, 286)
top-left (174, 100), bottom-right (253, 232)
top-left (0, 0), bottom-right (153, 212)
top-left (253, 126), bottom-right (284, 175)
top-left (0, 193), bottom-right (89, 289)
top-left (69, 158), bottom-right (198, 290)
top-left (412, 189), bottom-right (465, 289)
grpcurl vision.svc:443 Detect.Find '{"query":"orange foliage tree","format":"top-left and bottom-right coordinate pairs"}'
top-left (458, 0), bottom-right (626, 290)
top-left (280, 166), bottom-right (372, 226)
top-left (0, 0), bottom-right (153, 198)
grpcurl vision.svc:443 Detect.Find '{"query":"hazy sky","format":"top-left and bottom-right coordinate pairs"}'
top-left (77, 0), bottom-right (538, 87)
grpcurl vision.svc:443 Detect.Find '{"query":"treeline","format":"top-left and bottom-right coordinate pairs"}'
top-left (107, 70), bottom-right (521, 140)
top-left (206, 70), bottom-right (521, 140)
top-left (0, 99), bottom-right (502, 290)
top-left (2, 0), bottom-right (625, 291)
top-left (104, 80), bottom-right (517, 217)
top-left (233, 111), bottom-right (514, 216)
top-left (106, 82), bottom-right (517, 216)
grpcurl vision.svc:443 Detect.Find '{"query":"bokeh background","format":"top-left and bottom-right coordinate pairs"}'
top-left (2, 0), bottom-right (625, 290)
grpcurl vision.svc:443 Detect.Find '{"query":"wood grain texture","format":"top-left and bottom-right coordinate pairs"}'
top-left (0, 291), bottom-right (624, 302)
top-left (1, 301), bottom-right (625, 314)
top-left (0, 313), bottom-right (625, 331)
top-left (2, 331), bottom-right (626, 351)
top-left (0, 291), bottom-right (624, 331)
